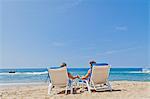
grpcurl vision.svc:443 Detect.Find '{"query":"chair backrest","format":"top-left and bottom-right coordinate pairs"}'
top-left (48, 67), bottom-right (68, 86)
top-left (91, 65), bottom-right (110, 84)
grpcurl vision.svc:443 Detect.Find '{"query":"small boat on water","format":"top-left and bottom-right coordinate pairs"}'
top-left (9, 70), bottom-right (16, 73)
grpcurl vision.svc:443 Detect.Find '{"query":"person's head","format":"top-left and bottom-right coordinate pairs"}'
top-left (60, 62), bottom-right (67, 67)
top-left (89, 61), bottom-right (96, 68)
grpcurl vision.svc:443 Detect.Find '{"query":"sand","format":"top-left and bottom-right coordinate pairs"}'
top-left (0, 81), bottom-right (150, 99)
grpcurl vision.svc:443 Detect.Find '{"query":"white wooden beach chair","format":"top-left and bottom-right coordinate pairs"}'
top-left (82, 65), bottom-right (112, 93)
top-left (48, 67), bottom-right (73, 95)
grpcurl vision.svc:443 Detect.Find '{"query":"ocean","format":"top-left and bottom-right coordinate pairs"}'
top-left (0, 68), bottom-right (150, 85)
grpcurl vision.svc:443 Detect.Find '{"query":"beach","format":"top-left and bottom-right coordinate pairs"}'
top-left (1, 0), bottom-right (148, 99)
top-left (0, 68), bottom-right (149, 99)
top-left (0, 81), bottom-right (150, 99)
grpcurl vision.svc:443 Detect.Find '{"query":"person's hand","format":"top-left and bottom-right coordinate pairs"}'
top-left (76, 75), bottom-right (80, 79)
top-left (81, 76), bottom-right (86, 80)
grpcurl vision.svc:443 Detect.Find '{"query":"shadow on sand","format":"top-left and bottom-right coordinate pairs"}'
top-left (57, 88), bottom-right (122, 94)
top-left (91, 89), bottom-right (122, 93)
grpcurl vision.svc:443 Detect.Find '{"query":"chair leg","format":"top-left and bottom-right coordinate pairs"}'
top-left (107, 81), bottom-right (112, 91)
top-left (85, 80), bottom-right (91, 93)
top-left (70, 86), bottom-right (73, 94)
top-left (48, 83), bottom-right (52, 95)
top-left (65, 87), bottom-right (68, 94)
top-left (82, 82), bottom-right (84, 91)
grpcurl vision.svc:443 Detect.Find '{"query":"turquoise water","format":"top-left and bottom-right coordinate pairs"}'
top-left (0, 68), bottom-right (150, 84)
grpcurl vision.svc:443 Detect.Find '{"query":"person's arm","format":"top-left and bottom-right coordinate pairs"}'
top-left (81, 69), bottom-right (91, 80)
top-left (68, 72), bottom-right (79, 80)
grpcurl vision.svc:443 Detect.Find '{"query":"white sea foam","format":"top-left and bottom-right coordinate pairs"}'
top-left (0, 71), bottom-right (48, 75)
top-left (0, 82), bottom-right (47, 86)
top-left (111, 71), bottom-right (150, 74)
top-left (128, 71), bottom-right (150, 74)
top-left (142, 68), bottom-right (150, 73)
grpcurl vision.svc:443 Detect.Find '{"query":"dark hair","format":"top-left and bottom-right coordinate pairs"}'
top-left (60, 62), bottom-right (67, 67)
top-left (89, 61), bottom-right (96, 66)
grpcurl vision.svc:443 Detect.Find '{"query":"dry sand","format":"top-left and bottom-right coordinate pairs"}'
top-left (0, 81), bottom-right (150, 99)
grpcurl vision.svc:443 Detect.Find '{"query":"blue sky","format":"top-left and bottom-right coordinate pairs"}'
top-left (0, 0), bottom-right (149, 68)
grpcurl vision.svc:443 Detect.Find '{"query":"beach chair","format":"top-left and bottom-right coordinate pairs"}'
top-left (47, 67), bottom-right (73, 95)
top-left (82, 64), bottom-right (112, 93)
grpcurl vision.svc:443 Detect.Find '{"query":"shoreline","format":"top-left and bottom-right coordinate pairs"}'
top-left (0, 82), bottom-right (47, 87)
top-left (0, 80), bottom-right (149, 86)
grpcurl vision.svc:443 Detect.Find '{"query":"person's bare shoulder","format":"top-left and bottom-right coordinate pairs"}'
top-left (87, 69), bottom-right (91, 74)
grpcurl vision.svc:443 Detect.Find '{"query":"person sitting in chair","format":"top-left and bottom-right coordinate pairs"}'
top-left (60, 62), bottom-right (80, 80)
top-left (81, 61), bottom-right (96, 80)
